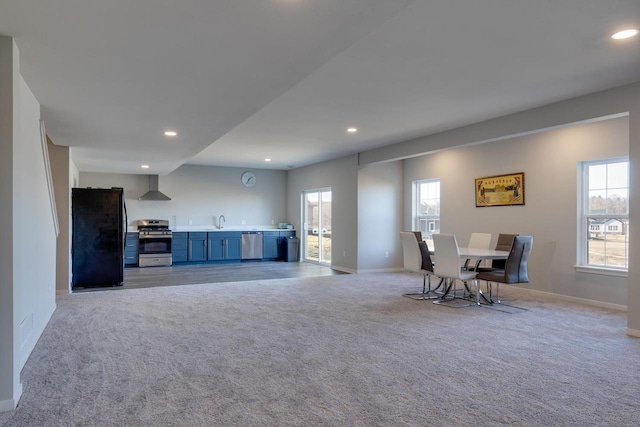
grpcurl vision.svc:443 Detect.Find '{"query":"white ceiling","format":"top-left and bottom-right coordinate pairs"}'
top-left (2, 0), bottom-right (639, 174)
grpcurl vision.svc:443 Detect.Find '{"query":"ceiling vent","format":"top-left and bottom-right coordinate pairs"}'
top-left (138, 175), bottom-right (171, 201)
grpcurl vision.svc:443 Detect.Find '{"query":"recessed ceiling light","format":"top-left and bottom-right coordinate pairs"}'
top-left (347, 127), bottom-right (358, 133)
top-left (265, 158), bottom-right (272, 162)
top-left (164, 130), bottom-right (177, 137)
top-left (141, 164), bottom-right (150, 169)
top-left (611, 29), bottom-right (639, 40)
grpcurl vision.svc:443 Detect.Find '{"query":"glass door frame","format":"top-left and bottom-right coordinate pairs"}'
top-left (302, 188), bottom-right (332, 266)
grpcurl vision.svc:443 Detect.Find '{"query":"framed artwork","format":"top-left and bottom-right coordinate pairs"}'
top-left (475, 172), bottom-right (525, 207)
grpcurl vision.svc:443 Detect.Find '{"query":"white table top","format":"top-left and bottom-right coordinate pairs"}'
top-left (458, 248), bottom-right (509, 260)
top-left (428, 247), bottom-right (509, 259)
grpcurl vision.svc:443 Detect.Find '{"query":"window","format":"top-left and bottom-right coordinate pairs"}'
top-left (414, 179), bottom-right (440, 242)
top-left (579, 158), bottom-right (628, 271)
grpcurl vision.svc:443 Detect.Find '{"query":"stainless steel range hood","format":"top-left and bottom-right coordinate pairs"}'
top-left (138, 175), bottom-right (171, 201)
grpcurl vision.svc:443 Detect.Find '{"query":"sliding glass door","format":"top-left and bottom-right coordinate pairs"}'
top-left (303, 189), bottom-right (332, 265)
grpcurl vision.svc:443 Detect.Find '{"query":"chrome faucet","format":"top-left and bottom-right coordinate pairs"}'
top-left (218, 215), bottom-right (226, 229)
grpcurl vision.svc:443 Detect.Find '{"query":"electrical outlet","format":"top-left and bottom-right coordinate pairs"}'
top-left (385, 251), bottom-right (389, 258)
top-left (189, 219), bottom-right (193, 225)
top-left (343, 250), bottom-right (346, 257)
top-left (271, 220), bottom-right (275, 225)
top-left (242, 220), bottom-right (246, 225)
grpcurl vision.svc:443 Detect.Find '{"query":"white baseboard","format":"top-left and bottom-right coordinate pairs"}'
top-left (626, 328), bottom-right (640, 338)
top-left (0, 382), bottom-right (22, 412)
top-left (356, 268), bottom-right (405, 274)
top-left (331, 265), bottom-right (356, 274)
top-left (512, 287), bottom-right (627, 312)
top-left (20, 302), bottom-right (56, 368)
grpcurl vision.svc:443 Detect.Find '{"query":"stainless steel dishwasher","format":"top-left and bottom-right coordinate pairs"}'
top-left (241, 231), bottom-right (263, 259)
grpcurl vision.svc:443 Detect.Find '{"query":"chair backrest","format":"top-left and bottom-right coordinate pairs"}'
top-left (491, 233), bottom-right (518, 269)
top-left (465, 232), bottom-right (492, 270)
top-left (504, 235), bottom-right (533, 283)
top-left (400, 232), bottom-right (424, 273)
top-left (432, 234), bottom-right (462, 279)
top-left (468, 233), bottom-right (492, 250)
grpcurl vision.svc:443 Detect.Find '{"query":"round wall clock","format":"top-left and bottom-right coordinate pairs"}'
top-left (241, 171), bottom-right (256, 187)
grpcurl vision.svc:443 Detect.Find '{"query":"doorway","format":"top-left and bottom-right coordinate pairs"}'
top-left (303, 189), bottom-right (332, 265)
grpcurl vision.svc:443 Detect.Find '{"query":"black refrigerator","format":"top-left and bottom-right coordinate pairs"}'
top-left (72, 188), bottom-right (127, 288)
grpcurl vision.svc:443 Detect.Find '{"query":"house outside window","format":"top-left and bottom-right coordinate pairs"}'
top-left (579, 158), bottom-right (629, 271)
top-left (414, 179), bottom-right (440, 243)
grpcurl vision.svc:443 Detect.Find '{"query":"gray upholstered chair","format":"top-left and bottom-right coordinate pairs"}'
top-left (476, 235), bottom-right (533, 303)
top-left (400, 231), bottom-right (438, 299)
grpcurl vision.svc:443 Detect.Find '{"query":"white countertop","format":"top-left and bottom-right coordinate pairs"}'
top-left (173, 225), bottom-right (288, 232)
top-left (127, 225), bottom-right (295, 233)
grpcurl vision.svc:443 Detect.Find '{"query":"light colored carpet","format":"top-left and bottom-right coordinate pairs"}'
top-left (1, 273), bottom-right (638, 426)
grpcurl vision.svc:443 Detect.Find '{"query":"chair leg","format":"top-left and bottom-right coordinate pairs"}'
top-left (403, 274), bottom-right (440, 300)
top-left (437, 278), bottom-right (454, 300)
top-left (496, 283), bottom-right (501, 304)
top-left (463, 281), bottom-right (471, 297)
top-left (432, 277), bottom-right (445, 292)
top-left (425, 274), bottom-right (435, 294)
top-left (474, 279), bottom-right (480, 306)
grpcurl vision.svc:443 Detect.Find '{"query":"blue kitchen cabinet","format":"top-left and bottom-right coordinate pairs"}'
top-left (263, 231), bottom-right (280, 259)
top-left (172, 232), bottom-right (188, 263)
top-left (227, 235), bottom-right (242, 260)
top-left (188, 232), bottom-right (208, 261)
top-left (208, 232), bottom-right (241, 260)
top-left (124, 232), bottom-right (139, 266)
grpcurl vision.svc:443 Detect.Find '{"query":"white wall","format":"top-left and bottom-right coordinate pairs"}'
top-left (287, 155), bottom-right (359, 273)
top-left (357, 161), bottom-right (404, 272)
top-left (404, 116), bottom-right (629, 307)
top-left (0, 38), bottom-right (57, 411)
top-left (80, 164), bottom-right (289, 229)
top-left (15, 74), bottom-right (58, 366)
top-left (357, 81), bottom-right (640, 333)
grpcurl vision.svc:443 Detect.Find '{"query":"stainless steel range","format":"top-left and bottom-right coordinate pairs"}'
top-left (137, 219), bottom-right (172, 267)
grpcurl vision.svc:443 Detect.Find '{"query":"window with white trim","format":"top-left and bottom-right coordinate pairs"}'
top-left (579, 158), bottom-right (629, 270)
top-left (414, 179), bottom-right (440, 242)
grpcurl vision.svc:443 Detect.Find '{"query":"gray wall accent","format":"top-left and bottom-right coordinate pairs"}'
top-left (404, 116), bottom-right (629, 306)
top-left (0, 35), bottom-right (17, 412)
top-left (48, 140), bottom-right (72, 294)
top-left (357, 161), bottom-right (404, 271)
top-left (0, 38), bottom-right (57, 412)
top-left (287, 155), bottom-right (359, 272)
top-left (80, 164), bottom-right (289, 229)
top-left (628, 88), bottom-right (640, 336)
